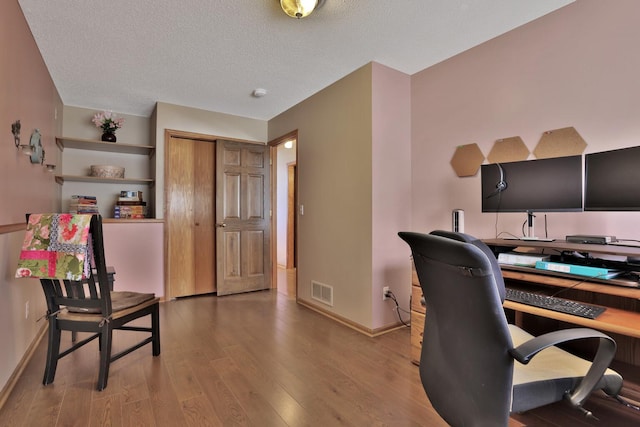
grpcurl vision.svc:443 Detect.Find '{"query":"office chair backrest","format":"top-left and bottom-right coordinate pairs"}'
top-left (429, 229), bottom-right (506, 302)
top-left (398, 231), bottom-right (514, 427)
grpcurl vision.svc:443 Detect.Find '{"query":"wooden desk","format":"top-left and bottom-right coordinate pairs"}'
top-left (485, 239), bottom-right (640, 365)
top-left (483, 238), bottom-right (640, 259)
top-left (502, 270), bottom-right (640, 338)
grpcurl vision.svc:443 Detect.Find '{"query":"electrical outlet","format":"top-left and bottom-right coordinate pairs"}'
top-left (382, 286), bottom-right (390, 301)
top-left (25, 301), bottom-right (29, 320)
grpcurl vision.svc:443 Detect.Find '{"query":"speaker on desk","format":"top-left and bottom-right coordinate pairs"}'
top-left (452, 209), bottom-right (464, 233)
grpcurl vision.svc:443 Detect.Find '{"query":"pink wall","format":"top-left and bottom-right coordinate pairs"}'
top-left (411, 0), bottom-right (640, 240)
top-left (371, 63), bottom-right (412, 329)
top-left (103, 222), bottom-right (164, 297)
top-left (0, 0), bottom-right (62, 394)
top-left (1, 0), bottom-right (62, 225)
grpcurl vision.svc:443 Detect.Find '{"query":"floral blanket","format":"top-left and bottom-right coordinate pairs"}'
top-left (16, 213), bottom-right (93, 281)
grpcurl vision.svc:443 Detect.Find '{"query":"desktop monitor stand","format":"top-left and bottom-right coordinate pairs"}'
top-left (517, 211), bottom-right (554, 241)
top-left (504, 211), bottom-right (555, 241)
top-left (527, 211), bottom-right (535, 239)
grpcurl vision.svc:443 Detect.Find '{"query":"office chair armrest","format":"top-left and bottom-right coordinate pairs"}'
top-left (509, 328), bottom-right (611, 364)
top-left (510, 328), bottom-right (617, 407)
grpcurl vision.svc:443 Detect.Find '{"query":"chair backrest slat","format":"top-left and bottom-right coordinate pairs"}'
top-left (39, 215), bottom-right (113, 316)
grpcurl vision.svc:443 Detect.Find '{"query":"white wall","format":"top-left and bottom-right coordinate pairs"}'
top-left (276, 141), bottom-right (296, 267)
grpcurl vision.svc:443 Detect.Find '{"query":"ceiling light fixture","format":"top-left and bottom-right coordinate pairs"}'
top-left (280, 0), bottom-right (325, 19)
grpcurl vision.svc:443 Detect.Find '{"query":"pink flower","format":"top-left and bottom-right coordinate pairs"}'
top-left (16, 268), bottom-right (32, 278)
top-left (59, 213), bottom-right (72, 225)
top-left (39, 224), bottom-right (50, 240)
top-left (92, 110), bottom-right (124, 133)
top-left (61, 223), bottom-right (78, 242)
top-left (22, 229), bottom-right (34, 249)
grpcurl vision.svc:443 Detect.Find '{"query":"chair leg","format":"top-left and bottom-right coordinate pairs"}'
top-left (96, 325), bottom-right (113, 391)
top-left (151, 303), bottom-right (161, 356)
top-left (43, 319), bottom-right (61, 385)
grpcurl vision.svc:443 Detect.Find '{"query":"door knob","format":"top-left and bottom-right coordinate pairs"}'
top-left (216, 223), bottom-right (227, 228)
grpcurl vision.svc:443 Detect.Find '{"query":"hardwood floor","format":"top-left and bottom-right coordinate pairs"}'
top-left (276, 266), bottom-right (296, 297)
top-left (0, 290), bottom-right (639, 426)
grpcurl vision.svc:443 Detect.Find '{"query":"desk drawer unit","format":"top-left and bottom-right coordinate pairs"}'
top-left (410, 259), bottom-right (426, 365)
top-left (411, 311), bottom-right (425, 365)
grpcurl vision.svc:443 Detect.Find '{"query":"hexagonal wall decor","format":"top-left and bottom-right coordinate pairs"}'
top-left (487, 136), bottom-right (530, 164)
top-left (451, 143), bottom-right (485, 177)
top-left (534, 126), bottom-right (587, 159)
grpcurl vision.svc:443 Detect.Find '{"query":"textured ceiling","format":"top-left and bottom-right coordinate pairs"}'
top-left (18, 0), bottom-right (573, 120)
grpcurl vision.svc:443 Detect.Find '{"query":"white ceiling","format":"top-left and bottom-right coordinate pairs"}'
top-left (18, 0), bottom-right (573, 121)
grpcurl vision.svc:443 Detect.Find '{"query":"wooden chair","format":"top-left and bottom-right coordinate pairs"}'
top-left (33, 214), bottom-right (160, 390)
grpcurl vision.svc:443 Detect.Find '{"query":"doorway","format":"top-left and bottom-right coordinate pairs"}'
top-left (270, 132), bottom-right (297, 297)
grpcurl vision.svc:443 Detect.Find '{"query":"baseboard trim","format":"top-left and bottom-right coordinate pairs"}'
top-left (0, 322), bottom-right (47, 411)
top-left (297, 299), bottom-right (406, 337)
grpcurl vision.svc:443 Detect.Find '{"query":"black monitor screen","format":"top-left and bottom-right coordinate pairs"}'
top-left (481, 155), bottom-right (583, 213)
top-left (585, 146), bottom-right (640, 211)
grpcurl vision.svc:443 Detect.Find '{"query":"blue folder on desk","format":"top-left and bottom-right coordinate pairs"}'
top-left (535, 261), bottom-right (620, 279)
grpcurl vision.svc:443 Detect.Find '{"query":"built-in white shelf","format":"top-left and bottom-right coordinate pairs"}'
top-left (55, 136), bottom-right (155, 158)
top-left (54, 175), bottom-right (154, 186)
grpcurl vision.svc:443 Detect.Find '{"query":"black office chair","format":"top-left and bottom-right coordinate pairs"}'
top-left (398, 230), bottom-right (624, 426)
top-left (18, 214), bottom-right (160, 390)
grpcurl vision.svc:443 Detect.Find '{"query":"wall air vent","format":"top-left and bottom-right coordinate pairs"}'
top-left (311, 280), bottom-right (333, 306)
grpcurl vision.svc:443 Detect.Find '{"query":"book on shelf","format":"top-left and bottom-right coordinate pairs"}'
top-left (71, 194), bottom-right (97, 200)
top-left (120, 190), bottom-right (143, 198)
top-left (69, 204), bottom-right (99, 214)
top-left (71, 194), bottom-right (97, 205)
top-left (69, 194), bottom-right (98, 214)
top-left (118, 190), bottom-right (143, 202)
top-left (116, 201), bottom-right (147, 206)
top-left (114, 212), bottom-right (146, 219)
top-left (114, 205), bottom-right (147, 219)
top-left (114, 205), bottom-right (146, 212)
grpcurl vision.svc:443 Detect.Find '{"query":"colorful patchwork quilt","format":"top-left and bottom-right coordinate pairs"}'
top-left (16, 213), bottom-right (93, 281)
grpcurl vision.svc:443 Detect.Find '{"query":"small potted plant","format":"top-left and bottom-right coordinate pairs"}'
top-left (92, 111), bottom-right (125, 142)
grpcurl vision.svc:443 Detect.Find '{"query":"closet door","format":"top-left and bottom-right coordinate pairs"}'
top-left (166, 136), bottom-right (216, 298)
top-left (216, 140), bottom-right (271, 295)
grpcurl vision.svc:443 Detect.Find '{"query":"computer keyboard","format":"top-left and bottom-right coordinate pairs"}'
top-left (505, 288), bottom-right (606, 319)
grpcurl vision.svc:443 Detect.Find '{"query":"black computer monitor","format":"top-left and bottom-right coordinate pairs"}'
top-left (481, 155), bottom-right (583, 213)
top-left (585, 146), bottom-right (640, 211)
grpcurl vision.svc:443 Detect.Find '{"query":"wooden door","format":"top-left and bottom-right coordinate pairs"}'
top-left (166, 136), bottom-right (216, 298)
top-left (216, 140), bottom-right (271, 295)
top-left (287, 162), bottom-right (297, 269)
